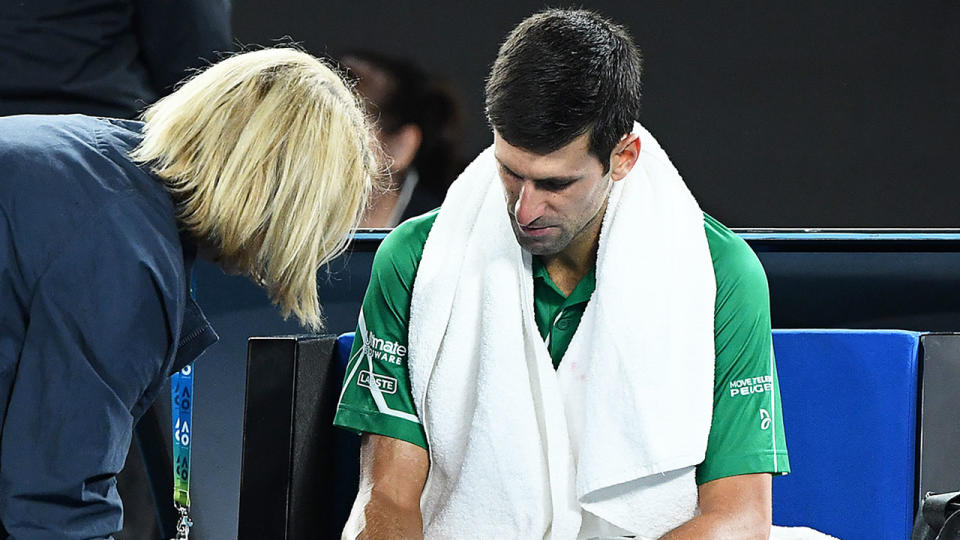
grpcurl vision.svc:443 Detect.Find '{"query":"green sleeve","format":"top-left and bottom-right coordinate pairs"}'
top-left (696, 214), bottom-right (791, 485)
top-left (332, 211), bottom-right (439, 448)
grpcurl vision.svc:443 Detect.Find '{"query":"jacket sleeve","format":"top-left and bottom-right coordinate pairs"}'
top-left (0, 212), bottom-right (178, 539)
top-left (133, 0), bottom-right (234, 95)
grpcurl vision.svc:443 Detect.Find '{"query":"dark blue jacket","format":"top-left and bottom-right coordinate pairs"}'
top-left (0, 115), bottom-right (217, 538)
top-left (0, 1), bottom-right (232, 119)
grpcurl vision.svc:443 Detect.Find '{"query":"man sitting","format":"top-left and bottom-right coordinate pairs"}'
top-left (335, 9), bottom-right (789, 539)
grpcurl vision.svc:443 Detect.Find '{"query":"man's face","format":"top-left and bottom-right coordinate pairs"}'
top-left (495, 131), bottom-right (612, 257)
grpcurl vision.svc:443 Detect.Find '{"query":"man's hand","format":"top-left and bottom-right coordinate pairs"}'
top-left (342, 433), bottom-right (429, 539)
top-left (660, 473), bottom-right (772, 539)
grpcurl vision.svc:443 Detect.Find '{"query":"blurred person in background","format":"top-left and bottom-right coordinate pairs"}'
top-left (0, 48), bottom-right (377, 539)
top-left (341, 51), bottom-right (463, 228)
top-left (0, 0), bottom-right (232, 119)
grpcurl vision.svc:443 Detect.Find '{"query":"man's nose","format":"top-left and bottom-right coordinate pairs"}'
top-left (514, 181), bottom-right (546, 226)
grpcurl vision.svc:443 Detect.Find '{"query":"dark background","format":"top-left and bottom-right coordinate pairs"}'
top-left (232, 0), bottom-right (959, 228)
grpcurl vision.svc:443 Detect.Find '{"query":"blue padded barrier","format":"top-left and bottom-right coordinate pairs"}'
top-left (336, 333), bottom-right (356, 378)
top-left (771, 330), bottom-right (920, 540)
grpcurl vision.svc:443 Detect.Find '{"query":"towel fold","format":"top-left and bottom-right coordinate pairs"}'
top-left (409, 123), bottom-right (716, 538)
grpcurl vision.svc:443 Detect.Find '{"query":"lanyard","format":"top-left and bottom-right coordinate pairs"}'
top-left (171, 363), bottom-right (194, 539)
top-left (171, 273), bottom-right (199, 539)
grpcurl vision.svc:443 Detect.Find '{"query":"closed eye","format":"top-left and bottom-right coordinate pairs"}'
top-left (497, 160), bottom-right (579, 191)
top-left (539, 180), bottom-right (572, 192)
top-left (498, 162), bottom-right (521, 180)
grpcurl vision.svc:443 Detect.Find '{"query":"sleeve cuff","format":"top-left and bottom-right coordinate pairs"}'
top-left (696, 450), bottom-right (791, 485)
top-left (333, 405), bottom-right (428, 450)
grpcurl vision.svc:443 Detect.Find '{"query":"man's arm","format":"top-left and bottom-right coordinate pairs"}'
top-left (343, 434), bottom-right (430, 539)
top-left (660, 473), bottom-right (771, 539)
top-left (335, 216), bottom-right (436, 537)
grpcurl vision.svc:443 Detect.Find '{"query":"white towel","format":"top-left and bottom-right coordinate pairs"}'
top-left (770, 526), bottom-right (840, 540)
top-left (408, 123), bottom-right (716, 539)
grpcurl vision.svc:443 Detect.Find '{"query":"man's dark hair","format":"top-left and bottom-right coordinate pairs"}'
top-left (485, 9), bottom-right (643, 172)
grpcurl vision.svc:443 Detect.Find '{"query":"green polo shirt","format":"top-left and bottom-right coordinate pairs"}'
top-left (533, 258), bottom-right (594, 368)
top-left (334, 209), bottom-right (790, 485)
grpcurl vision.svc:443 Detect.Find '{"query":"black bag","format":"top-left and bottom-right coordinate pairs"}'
top-left (913, 491), bottom-right (960, 540)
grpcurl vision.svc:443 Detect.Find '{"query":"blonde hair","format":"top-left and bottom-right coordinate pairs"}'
top-left (131, 48), bottom-right (378, 330)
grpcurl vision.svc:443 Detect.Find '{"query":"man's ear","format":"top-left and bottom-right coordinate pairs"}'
top-left (384, 124), bottom-right (422, 175)
top-left (609, 134), bottom-right (641, 182)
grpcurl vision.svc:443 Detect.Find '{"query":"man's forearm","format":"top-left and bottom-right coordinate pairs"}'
top-left (360, 493), bottom-right (423, 540)
top-left (660, 473), bottom-right (772, 539)
top-left (345, 434), bottom-right (429, 539)
top-left (660, 512), bottom-right (770, 540)
top-left (344, 490), bottom-right (423, 540)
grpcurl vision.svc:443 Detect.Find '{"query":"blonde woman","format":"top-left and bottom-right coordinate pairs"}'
top-left (0, 48), bottom-right (376, 537)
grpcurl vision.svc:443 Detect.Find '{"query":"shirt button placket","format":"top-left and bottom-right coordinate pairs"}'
top-left (555, 317), bottom-right (570, 331)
